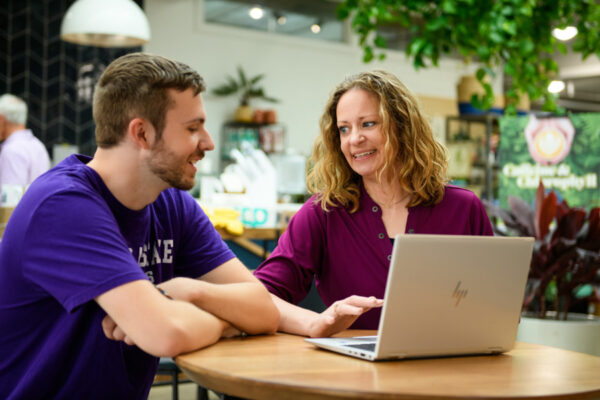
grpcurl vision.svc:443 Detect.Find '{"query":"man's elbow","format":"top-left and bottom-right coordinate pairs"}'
top-left (245, 300), bottom-right (280, 335)
top-left (261, 286), bottom-right (281, 334)
top-left (264, 304), bottom-right (280, 334)
top-left (140, 322), bottom-right (219, 358)
top-left (142, 323), bottom-right (188, 357)
top-left (265, 318), bottom-right (279, 335)
top-left (155, 342), bottom-right (185, 359)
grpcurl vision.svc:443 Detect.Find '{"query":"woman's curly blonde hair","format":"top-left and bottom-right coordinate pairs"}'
top-left (307, 70), bottom-right (448, 212)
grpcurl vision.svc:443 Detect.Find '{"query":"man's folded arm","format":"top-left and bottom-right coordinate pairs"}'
top-left (96, 279), bottom-right (229, 357)
top-left (158, 258), bottom-right (280, 335)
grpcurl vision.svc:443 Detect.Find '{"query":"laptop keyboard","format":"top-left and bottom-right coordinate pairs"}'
top-left (346, 343), bottom-right (376, 352)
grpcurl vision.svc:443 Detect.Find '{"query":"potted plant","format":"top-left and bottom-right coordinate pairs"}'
top-left (212, 66), bottom-right (279, 123)
top-left (336, 0), bottom-right (600, 114)
top-left (484, 181), bottom-right (600, 355)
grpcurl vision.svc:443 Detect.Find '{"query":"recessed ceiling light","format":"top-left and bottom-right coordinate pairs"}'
top-left (249, 6), bottom-right (264, 20)
top-left (548, 80), bottom-right (566, 93)
top-left (272, 10), bottom-right (286, 25)
top-left (552, 26), bottom-right (578, 41)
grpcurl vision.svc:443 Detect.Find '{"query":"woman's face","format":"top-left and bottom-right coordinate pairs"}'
top-left (336, 88), bottom-right (386, 182)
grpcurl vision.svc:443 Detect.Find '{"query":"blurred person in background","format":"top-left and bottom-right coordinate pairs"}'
top-left (0, 94), bottom-right (51, 186)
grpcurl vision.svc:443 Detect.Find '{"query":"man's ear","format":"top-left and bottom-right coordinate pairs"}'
top-left (127, 118), bottom-right (154, 150)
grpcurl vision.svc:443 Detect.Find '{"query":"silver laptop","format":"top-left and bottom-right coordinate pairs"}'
top-left (305, 234), bottom-right (534, 361)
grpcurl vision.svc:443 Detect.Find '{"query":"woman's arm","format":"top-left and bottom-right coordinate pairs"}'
top-left (272, 294), bottom-right (383, 337)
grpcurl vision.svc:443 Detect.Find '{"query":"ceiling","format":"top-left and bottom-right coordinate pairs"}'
top-left (204, 0), bottom-right (343, 42)
top-left (204, 0), bottom-right (600, 112)
top-left (556, 77), bottom-right (600, 112)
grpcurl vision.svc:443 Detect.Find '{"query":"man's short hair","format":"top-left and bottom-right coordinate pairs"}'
top-left (93, 52), bottom-right (206, 148)
top-left (0, 94), bottom-right (28, 125)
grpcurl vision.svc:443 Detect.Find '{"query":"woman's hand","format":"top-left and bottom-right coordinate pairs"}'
top-left (307, 295), bottom-right (383, 338)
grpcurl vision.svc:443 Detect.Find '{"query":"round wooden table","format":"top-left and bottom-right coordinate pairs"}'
top-left (175, 330), bottom-right (600, 400)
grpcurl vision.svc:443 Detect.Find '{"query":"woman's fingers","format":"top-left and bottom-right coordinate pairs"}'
top-left (331, 296), bottom-right (384, 316)
top-left (309, 295), bottom-right (384, 338)
top-left (345, 295), bottom-right (384, 308)
top-left (332, 302), bottom-right (365, 316)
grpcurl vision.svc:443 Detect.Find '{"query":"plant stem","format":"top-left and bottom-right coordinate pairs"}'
top-left (540, 294), bottom-right (546, 318)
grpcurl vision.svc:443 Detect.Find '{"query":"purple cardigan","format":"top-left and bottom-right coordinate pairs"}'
top-left (254, 185), bottom-right (493, 329)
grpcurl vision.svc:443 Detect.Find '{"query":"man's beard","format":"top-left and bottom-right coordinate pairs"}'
top-left (149, 141), bottom-right (202, 191)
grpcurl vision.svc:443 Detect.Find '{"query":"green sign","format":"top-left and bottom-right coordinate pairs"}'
top-left (497, 113), bottom-right (600, 209)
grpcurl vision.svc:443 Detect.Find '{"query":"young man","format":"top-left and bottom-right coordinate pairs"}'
top-left (0, 53), bottom-right (279, 399)
top-left (0, 94), bottom-right (51, 186)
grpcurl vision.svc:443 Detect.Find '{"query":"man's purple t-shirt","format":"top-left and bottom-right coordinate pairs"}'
top-left (254, 185), bottom-right (493, 329)
top-left (0, 154), bottom-right (235, 399)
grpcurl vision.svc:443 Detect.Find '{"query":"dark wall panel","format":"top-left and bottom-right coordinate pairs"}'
top-left (0, 0), bottom-right (142, 158)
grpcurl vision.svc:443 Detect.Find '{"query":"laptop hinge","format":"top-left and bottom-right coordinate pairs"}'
top-left (488, 346), bottom-right (504, 354)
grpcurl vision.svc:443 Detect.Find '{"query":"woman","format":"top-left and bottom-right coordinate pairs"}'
top-left (254, 70), bottom-right (493, 337)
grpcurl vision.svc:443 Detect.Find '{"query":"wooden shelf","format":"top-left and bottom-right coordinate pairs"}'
top-left (216, 226), bottom-right (285, 259)
top-left (446, 114), bottom-right (500, 201)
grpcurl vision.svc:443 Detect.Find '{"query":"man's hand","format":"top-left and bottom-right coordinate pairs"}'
top-left (307, 295), bottom-right (383, 338)
top-left (102, 314), bottom-right (136, 346)
top-left (221, 323), bottom-right (244, 338)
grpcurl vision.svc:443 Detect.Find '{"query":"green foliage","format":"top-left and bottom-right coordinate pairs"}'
top-left (570, 114), bottom-right (600, 172)
top-left (212, 66), bottom-right (279, 106)
top-left (484, 182), bottom-right (600, 320)
top-left (337, 0), bottom-right (600, 114)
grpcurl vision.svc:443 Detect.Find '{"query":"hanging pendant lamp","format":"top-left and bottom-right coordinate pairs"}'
top-left (60, 0), bottom-right (151, 48)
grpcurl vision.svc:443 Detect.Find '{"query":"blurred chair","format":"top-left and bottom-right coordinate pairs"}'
top-left (154, 357), bottom-right (209, 400)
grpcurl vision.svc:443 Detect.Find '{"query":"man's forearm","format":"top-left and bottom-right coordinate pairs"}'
top-left (158, 300), bottom-right (230, 355)
top-left (98, 280), bottom-right (228, 358)
top-left (190, 280), bottom-right (279, 335)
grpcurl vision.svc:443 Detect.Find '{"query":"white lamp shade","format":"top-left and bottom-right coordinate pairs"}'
top-left (60, 0), bottom-right (151, 48)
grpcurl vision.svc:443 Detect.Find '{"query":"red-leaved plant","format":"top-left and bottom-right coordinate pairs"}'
top-left (484, 182), bottom-right (600, 320)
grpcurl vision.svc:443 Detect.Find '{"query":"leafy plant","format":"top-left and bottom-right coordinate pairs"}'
top-left (336, 0), bottom-right (600, 114)
top-left (212, 66), bottom-right (279, 107)
top-left (484, 181), bottom-right (600, 320)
